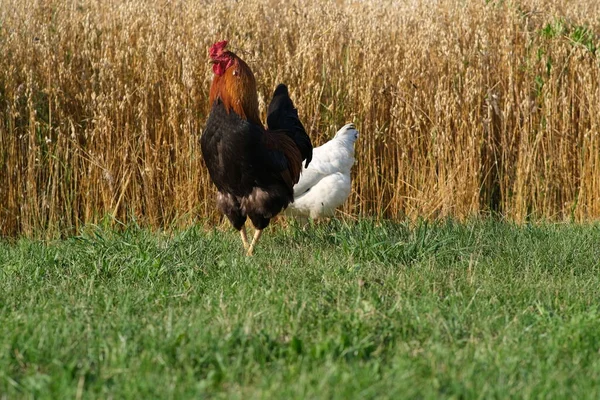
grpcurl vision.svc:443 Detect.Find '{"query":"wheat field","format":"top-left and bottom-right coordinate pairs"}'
top-left (1, 0), bottom-right (599, 237)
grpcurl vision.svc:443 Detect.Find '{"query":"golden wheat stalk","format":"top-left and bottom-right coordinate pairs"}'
top-left (0, 0), bottom-right (599, 237)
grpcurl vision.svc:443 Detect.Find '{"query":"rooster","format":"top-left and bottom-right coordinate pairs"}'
top-left (285, 123), bottom-right (359, 219)
top-left (201, 41), bottom-right (312, 255)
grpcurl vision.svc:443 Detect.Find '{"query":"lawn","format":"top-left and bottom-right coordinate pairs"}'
top-left (1, 219), bottom-right (600, 398)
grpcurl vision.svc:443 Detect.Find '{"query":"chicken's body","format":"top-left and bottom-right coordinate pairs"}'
top-left (285, 123), bottom-right (359, 219)
top-left (201, 41), bottom-right (312, 255)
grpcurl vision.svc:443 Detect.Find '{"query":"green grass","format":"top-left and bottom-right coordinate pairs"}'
top-left (1, 219), bottom-right (600, 399)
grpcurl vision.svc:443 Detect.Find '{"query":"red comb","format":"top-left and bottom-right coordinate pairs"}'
top-left (209, 40), bottom-right (228, 58)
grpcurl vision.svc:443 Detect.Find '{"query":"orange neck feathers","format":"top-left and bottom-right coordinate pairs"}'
top-left (209, 53), bottom-right (262, 126)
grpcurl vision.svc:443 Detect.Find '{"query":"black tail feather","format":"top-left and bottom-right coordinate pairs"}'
top-left (267, 84), bottom-right (313, 167)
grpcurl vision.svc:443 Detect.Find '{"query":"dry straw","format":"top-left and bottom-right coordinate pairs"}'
top-left (1, 0), bottom-right (599, 237)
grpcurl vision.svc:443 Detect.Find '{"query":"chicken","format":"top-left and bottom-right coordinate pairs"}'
top-left (284, 123), bottom-right (359, 219)
top-left (200, 40), bottom-right (313, 255)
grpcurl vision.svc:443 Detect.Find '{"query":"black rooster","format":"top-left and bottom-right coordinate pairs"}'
top-left (201, 41), bottom-right (313, 255)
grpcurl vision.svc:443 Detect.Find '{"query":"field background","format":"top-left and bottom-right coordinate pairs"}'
top-left (2, 1), bottom-right (600, 397)
top-left (1, 0), bottom-right (599, 237)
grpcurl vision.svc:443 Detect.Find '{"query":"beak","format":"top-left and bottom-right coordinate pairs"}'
top-left (208, 59), bottom-right (216, 64)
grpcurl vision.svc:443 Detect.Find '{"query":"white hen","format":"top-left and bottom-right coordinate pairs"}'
top-left (285, 123), bottom-right (359, 219)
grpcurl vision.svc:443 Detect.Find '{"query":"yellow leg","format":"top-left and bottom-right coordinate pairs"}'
top-left (246, 229), bottom-right (263, 256)
top-left (240, 227), bottom-right (249, 250)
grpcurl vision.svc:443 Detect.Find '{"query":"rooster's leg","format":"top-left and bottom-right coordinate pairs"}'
top-left (240, 227), bottom-right (250, 250)
top-left (246, 229), bottom-right (263, 256)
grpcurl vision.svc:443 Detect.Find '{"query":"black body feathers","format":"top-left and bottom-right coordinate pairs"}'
top-left (201, 86), bottom-right (313, 231)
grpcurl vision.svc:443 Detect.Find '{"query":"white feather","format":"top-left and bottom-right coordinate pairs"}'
top-left (285, 123), bottom-right (359, 219)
